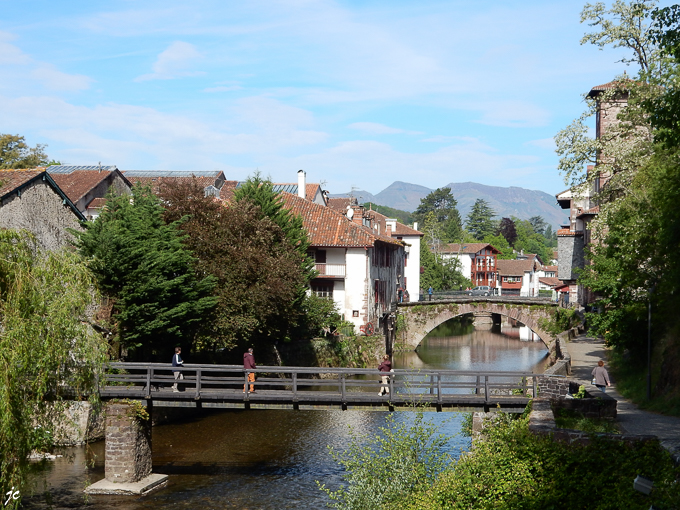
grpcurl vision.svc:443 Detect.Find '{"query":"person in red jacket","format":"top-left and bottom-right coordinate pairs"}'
top-left (243, 348), bottom-right (256, 393)
top-left (378, 355), bottom-right (392, 396)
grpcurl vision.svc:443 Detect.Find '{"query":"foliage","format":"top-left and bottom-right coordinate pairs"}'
top-left (0, 230), bottom-right (107, 507)
top-left (159, 178), bottom-right (313, 353)
top-left (539, 308), bottom-right (581, 336)
top-left (420, 213), bottom-right (470, 291)
top-left (465, 199), bottom-right (496, 241)
top-left (75, 185), bottom-right (218, 359)
top-left (497, 217), bottom-right (517, 247)
top-left (553, 408), bottom-right (620, 433)
top-left (0, 134), bottom-right (49, 169)
top-left (481, 233), bottom-right (514, 259)
top-left (364, 202), bottom-right (413, 225)
top-left (512, 217), bottom-right (555, 263)
top-left (300, 293), bottom-right (346, 338)
top-left (319, 411), bottom-right (452, 510)
top-left (404, 413), bottom-right (680, 510)
top-left (413, 187), bottom-right (463, 243)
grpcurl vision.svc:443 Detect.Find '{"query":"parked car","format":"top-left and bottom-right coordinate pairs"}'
top-left (469, 286), bottom-right (491, 296)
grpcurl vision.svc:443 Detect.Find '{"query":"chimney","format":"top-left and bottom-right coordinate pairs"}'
top-left (297, 169), bottom-right (306, 199)
top-left (413, 221), bottom-right (418, 231)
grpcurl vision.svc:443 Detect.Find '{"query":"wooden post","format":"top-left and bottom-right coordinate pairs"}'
top-left (195, 369), bottom-right (201, 400)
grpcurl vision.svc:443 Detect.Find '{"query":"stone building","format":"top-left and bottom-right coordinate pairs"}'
top-left (47, 165), bottom-right (132, 220)
top-left (0, 169), bottom-right (85, 250)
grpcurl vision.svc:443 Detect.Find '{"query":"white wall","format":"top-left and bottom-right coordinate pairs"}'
top-left (344, 248), bottom-right (369, 330)
top-left (403, 235), bottom-right (421, 299)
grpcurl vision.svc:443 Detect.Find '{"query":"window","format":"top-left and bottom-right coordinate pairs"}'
top-left (315, 250), bottom-right (327, 263)
top-left (312, 282), bottom-right (333, 298)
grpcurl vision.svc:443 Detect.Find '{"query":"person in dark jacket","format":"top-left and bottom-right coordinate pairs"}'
top-left (243, 348), bottom-right (256, 393)
top-left (172, 347), bottom-right (183, 392)
top-left (591, 360), bottom-right (611, 392)
top-left (378, 355), bottom-right (392, 396)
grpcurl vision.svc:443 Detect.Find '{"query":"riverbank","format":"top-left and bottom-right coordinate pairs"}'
top-left (567, 333), bottom-right (680, 462)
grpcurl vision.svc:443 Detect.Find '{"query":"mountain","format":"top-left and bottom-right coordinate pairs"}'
top-left (331, 181), bottom-right (567, 230)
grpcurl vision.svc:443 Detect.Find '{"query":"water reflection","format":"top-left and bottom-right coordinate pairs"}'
top-left (24, 319), bottom-right (547, 509)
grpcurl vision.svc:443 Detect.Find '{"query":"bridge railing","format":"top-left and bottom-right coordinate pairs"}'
top-left (104, 363), bottom-right (540, 403)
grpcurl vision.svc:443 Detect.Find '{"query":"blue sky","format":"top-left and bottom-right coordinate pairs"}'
top-left (0, 1), bottom-right (669, 196)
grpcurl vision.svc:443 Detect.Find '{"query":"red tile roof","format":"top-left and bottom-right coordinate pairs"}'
top-left (280, 192), bottom-right (403, 248)
top-left (368, 210), bottom-right (423, 236)
top-left (327, 197), bottom-right (352, 213)
top-left (441, 243), bottom-right (500, 255)
top-left (0, 169), bottom-right (44, 198)
top-left (51, 170), bottom-right (113, 204)
top-left (539, 277), bottom-right (561, 287)
top-left (497, 258), bottom-right (536, 276)
top-left (543, 265), bottom-right (558, 272)
top-left (87, 197), bottom-right (107, 209)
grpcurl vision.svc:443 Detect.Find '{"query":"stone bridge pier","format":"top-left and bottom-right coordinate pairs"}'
top-left (397, 298), bottom-right (558, 354)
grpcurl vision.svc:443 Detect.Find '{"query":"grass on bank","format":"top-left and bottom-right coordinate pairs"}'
top-left (553, 408), bottom-right (620, 434)
top-left (608, 332), bottom-right (680, 417)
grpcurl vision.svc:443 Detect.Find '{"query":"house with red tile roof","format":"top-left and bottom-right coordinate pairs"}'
top-left (0, 168), bottom-right (85, 250)
top-left (439, 243), bottom-right (499, 288)
top-left (47, 165), bottom-right (132, 220)
top-left (281, 192), bottom-right (405, 334)
top-left (496, 257), bottom-right (542, 297)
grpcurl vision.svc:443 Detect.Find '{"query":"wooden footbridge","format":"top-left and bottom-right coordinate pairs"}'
top-left (102, 362), bottom-right (548, 413)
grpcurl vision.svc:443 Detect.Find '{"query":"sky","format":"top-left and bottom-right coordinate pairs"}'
top-left (0, 0), bottom-right (670, 196)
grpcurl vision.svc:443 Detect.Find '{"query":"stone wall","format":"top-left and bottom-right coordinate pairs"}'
top-left (105, 403), bottom-right (152, 483)
top-left (557, 235), bottom-right (584, 282)
top-left (52, 402), bottom-right (105, 446)
top-left (0, 178), bottom-right (82, 251)
top-left (529, 399), bottom-right (651, 446)
top-left (398, 300), bottom-right (556, 350)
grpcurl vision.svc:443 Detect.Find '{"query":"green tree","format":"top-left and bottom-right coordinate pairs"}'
top-left (0, 230), bottom-right (107, 507)
top-left (413, 188), bottom-right (463, 243)
top-left (75, 185), bottom-right (217, 360)
top-left (420, 212), bottom-right (469, 291)
top-left (159, 179), bottom-right (312, 353)
top-left (465, 199), bottom-right (495, 240)
top-left (0, 134), bottom-right (49, 169)
top-left (513, 218), bottom-right (554, 264)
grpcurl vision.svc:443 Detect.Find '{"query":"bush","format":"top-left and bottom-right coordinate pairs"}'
top-left (319, 411), bottom-right (453, 509)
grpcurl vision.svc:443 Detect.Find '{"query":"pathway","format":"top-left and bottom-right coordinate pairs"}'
top-left (567, 334), bottom-right (680, 462)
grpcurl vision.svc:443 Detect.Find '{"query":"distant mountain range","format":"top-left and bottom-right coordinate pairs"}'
top-left (330, 181), bottom-right (567, 230)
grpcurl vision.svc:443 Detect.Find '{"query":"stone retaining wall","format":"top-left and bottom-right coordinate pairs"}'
top-left (528, 399), bottom-right (650, 446)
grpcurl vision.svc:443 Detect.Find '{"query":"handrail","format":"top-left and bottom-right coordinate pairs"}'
top-left (102, 362), bottom-right (557, 406)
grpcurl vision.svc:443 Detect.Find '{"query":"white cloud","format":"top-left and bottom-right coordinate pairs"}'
top-left (348, 122), bottom-right (422, 135)
top-left (474, 100), bottom-right (551, 128)
top-left (135, 41), bottom-right (204, 81)
top-left (31, 64), bottom-right (93, 91)
top-left (0, 32), bottom-right (30, 65)
top-left (525, 137), bottom-right (556, 150)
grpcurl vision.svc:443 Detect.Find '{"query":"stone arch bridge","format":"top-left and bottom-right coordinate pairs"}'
top-left (396, 297), bottom-right (558, 351)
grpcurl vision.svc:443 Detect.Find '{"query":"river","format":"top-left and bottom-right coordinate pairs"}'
top-left (24, 320), bottom-right (548, 509)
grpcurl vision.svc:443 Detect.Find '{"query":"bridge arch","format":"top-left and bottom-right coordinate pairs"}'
top-left (397, 299), bottom-right (557, 351)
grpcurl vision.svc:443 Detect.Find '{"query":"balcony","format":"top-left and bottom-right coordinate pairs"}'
top-left (315, 263), bottom-right (346, 277)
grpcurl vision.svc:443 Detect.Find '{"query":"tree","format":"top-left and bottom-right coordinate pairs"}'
top-left (465, 199), bottom-right (495, 240)
top-left (75, 185), bottom-right (218, 360)
top-left (0, 134), bottom-right (49, 169)
top-left (420, 212), bottom-right (469, 291)
top-left (233, 173), bottom-right (315, 295)
top-left (159, 178), bottom-right (312, 353)
top-left (0, 230), bottom-right (106, 507)
top-left (413, 188), bottom-right (463, 243)
top-left (497, 217), bottom-right (518, 247)
top-left (528, 216), bottom-right (548, 235)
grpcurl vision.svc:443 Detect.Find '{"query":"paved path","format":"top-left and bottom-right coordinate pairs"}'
top-left (567, 334), bottom-right (680, 461)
